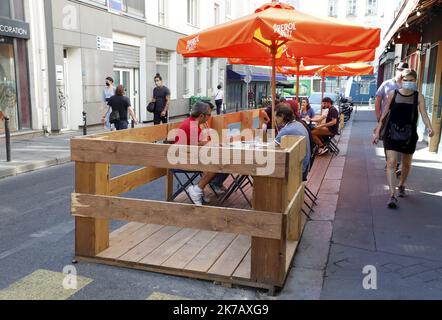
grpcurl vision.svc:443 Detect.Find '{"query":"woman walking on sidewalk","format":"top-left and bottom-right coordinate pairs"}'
top-left (373, 69), bottom-right (434, 209)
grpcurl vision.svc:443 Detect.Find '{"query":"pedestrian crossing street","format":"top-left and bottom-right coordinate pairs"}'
top-left (0, 269), bottom-right (190, 300)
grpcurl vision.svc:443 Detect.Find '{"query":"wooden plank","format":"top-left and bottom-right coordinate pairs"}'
top-left (140, 228), bottom-right (200, 266)
top-left (76, 255), bottom-right (274, 291)
top-left (165, 170), bottom-right (174, 201)
top-left (109, 167), bottom-right (166, 196)
top-left (285, 185), bottom-right (305, 241)
top-left (224, 112), bottom-right (242, 125)
top-left (208, 235), bottom-right (251, 277)
top-left (103, 125), bottom-right (169, 143)
top-left (232, 249), bottom-right (251, 279)
top-left (109, 222), bottom-right (146, 246)
top-left (99, 224), bottom-right (163, 259)
top-left (74, 162), bottom-right (110, 257)
top-left (71, 139), bottom-right (287, 178)
top-left (119, 226), bottom-right (181, 262)
top-left (184, 233), bottom-right (236, 273)
top-left (72, 194), bottom-right (284, 240)
top-left (251, 176), bottom-right (287, 286)
top-left (286, 241), bottom-right (299, 274)
top-left (161, 230), bottom-right (218, 269)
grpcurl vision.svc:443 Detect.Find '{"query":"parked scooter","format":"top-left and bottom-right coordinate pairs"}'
top-left (339, 97), bottom-right (354, 122)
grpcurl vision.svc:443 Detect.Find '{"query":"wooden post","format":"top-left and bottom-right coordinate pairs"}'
top-left (429, 41), bottom-right (442, 153)
top-left (251, 176), bottom-right (287, 286)
top-left (75, 162), bottom-right (110, 257)
top-left (166, 169), bottom-right (174, 200)
top-left (281, 136), bottom-right (304, 241)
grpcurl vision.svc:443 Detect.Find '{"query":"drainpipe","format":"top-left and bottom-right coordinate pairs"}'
top-left (44, 0), bottom-right (60, 133)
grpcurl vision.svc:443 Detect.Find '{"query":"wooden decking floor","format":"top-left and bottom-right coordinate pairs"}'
top-left (80, 222), bottom-right (298, 290)
top-left (77, 176), bottom-right (300, 291)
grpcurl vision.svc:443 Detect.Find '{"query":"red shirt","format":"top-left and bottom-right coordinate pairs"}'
top-left (175, 116), bottom-right (202, 145)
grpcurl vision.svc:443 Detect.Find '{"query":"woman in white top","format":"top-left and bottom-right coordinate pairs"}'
top-left (213, 84), bottom-right (224, 115)
top-left (102, 77), bottom-right (115, 130)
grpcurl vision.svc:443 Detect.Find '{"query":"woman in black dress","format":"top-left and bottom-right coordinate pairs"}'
top-left (374, 69), bottom-right (434, 209)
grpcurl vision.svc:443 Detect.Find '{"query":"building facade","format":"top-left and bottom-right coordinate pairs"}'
top-left (0, 0), bottom-right (31, 133)
top-left (13, 0), bottom-right (265, 133)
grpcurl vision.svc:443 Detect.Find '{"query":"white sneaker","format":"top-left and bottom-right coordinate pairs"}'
top-left (187, 185), bottom-right (203, 206)
top-left (318, 147), bottom-right (329, 156)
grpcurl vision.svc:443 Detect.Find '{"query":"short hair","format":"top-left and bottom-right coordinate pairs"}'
top-left (322, 97), bottom-right (333, 105)
top-left (401, 68), bottom-right (417, 80)
top-left (201, 99), bottom-right (215, 111)
top-left (106, 77), bottom-right (114, 83)
top-left (115, 85), bottom-right (125, 96)
top-left (154, 73), bottom-right (162, 81)
top-left (191, 101), bottom-right (210, 118)
top-left (276, 103), bottom-right (295, 124)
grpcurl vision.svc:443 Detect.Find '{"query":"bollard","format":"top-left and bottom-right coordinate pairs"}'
top-left (82, 112), bottom-right (87, 136)
top-left (4, 116), bottom-right (11, 162)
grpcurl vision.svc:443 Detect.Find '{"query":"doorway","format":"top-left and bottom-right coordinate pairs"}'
top-left (114, 68), bottom-right (140, 120)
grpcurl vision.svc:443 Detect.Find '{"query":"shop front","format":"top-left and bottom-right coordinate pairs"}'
top-left (0, 11), bottom-right (31, 133)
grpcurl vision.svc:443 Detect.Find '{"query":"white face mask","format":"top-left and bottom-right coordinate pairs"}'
top-left (402, 80), bottom-right (418, 91)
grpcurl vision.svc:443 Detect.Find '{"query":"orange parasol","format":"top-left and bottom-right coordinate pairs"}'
top-left (177, 1), bottom-right (380, 130)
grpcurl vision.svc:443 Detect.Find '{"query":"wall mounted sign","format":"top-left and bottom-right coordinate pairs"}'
top-left (0, 18), bottom-right (30, 40)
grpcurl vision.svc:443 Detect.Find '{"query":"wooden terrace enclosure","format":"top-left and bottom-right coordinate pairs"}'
top-left (70, 109), bottom-right (307, 294)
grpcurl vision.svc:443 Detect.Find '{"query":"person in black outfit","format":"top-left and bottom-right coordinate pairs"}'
top-left (374, 69), bottom-right (434, 209)
top-left (151, 74), bottom-right (171, 125)
top-left (106, 85), bottom-right (138, 131)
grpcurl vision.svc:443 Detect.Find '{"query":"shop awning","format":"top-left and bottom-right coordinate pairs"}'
top-left (379, 0), bottom-right (420, 55)
top-left (227, 68), bottom-right (287, 82)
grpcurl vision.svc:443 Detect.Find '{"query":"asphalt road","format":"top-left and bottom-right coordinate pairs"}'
top-left (0, 163), bottom-right (260, 300)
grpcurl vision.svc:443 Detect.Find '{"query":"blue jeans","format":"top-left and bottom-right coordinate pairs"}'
top-left (211, 173), bottom-right (229, 188)
top-left (115, 120), bottom-right (128, 131)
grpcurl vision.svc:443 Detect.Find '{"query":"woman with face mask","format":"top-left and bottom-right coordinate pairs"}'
top-left (102, 77), bottom-right (115, 130)
top-left (373, 69), bottom-right (434, 209)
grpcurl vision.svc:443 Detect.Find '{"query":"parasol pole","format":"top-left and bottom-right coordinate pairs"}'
top-left (296, 59), bottom-right (300, 110)
top-left (271, 45), bottom-right (277, 133)
top-left (321, 73), bottom-right (325, 102)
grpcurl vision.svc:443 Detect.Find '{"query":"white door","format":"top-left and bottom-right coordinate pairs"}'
top-left (114, 68), bottom-right (140, 121)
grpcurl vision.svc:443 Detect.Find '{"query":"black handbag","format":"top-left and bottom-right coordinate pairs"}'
top-left (147, 102), bottom-right (155, 113)
top-left (109, 110), bottom-right (120, 124)
top-left (379, 109), bottom-right (391, 141)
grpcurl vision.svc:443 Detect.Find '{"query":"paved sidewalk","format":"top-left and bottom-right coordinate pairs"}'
top-left (321, 110), bottom-right (442, 299)
top-left (0, 125), bottom-right (124, 179)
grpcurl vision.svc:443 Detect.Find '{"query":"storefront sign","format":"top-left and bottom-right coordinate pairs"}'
top-left (0, 18), bottom-right (30, 40)
top-left (97, 36), bottom-right (114, 52)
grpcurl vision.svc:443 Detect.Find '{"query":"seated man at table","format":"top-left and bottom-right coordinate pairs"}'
top-left (311, 97), bottom-right (339, 156)
top-left (174, 102), bottom-right (221, 205)
top-left (201, 100), bottom-right (229, 193)
top-left (274, 104), bottom-right (311, 180)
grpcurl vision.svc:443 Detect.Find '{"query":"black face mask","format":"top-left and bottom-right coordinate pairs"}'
top-left (106, 82), bottom-right (110, 87)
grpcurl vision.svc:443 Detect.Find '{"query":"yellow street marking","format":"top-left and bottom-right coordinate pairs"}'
top-left (0, 269), bottom-right (92, 300)
top-left (147, 292), bottom-right (191, 300)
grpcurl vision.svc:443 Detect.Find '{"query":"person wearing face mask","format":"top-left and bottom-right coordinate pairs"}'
top-left (151, 74), bottom-right (171, 125)
top-left (101, 77), bottom-right (115, 130)
top-left (373, 69), bottom-right (434, 209)
top-left (375, 62), bottom-right (408, 176)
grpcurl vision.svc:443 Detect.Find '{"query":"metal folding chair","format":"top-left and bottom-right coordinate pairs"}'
top-left (168, 170), bottom-right (219, 204)
top-left (217, 174), bottom-right (253, 208)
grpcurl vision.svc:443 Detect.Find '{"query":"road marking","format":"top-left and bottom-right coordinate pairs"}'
top-left (147, 292), bottom-right (191, 300)
top-left (0, 269), bottom-right (92, 300)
